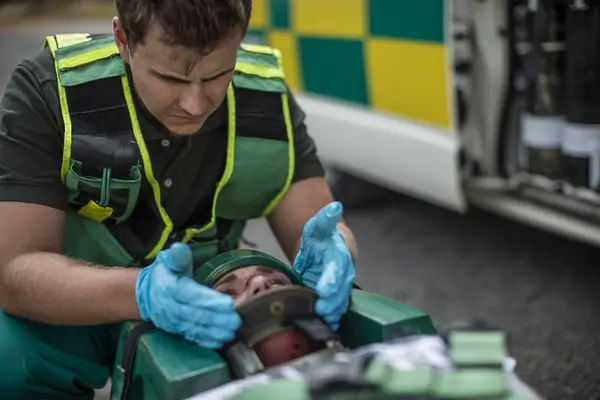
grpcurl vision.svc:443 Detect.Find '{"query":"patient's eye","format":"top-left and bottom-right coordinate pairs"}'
top-left (215, 285), bottom-right (238, 298)
top-left (268, 275), bottom-right (286, 285)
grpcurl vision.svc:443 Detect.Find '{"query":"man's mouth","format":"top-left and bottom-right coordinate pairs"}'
top-left (171, 114), bottom-right (204, 123)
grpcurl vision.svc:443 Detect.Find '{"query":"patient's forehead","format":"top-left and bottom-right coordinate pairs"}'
top-left (213, 265), bottom-right (270, 286)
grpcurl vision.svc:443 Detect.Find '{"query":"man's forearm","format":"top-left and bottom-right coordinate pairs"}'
top-left (0, 252), bottom-right (142, 325)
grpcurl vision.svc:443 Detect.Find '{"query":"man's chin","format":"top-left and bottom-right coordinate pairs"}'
top-left (168, 125), bottom-right (203, 136)
top-left (165, 119), bottom-right (206, 136)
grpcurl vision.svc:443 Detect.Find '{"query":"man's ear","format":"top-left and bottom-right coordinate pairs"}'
top-left (113, 17), bottom-right (130, 63)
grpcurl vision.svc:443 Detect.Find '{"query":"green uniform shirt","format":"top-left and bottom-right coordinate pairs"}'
top-left (0, 47), bottom-right (324, 233)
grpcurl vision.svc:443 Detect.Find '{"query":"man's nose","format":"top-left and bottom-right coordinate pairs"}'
top-left (178, 84), bottom-right (206, 116)
top-left (246, 275), bottom-right (272, 296)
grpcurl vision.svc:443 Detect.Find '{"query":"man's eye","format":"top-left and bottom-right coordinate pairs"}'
top-left (203, 72), bottom-right (232, 83)
top-left (161, 75), bottom-right (187, 84)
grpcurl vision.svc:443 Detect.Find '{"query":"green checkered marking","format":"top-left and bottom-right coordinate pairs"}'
top-left (368, 0), bottom-right (445, 43)
top-left (244, 1), bottom-right (446, 106)
top-left (249, 1), bottom-right (446, 44)
top-left (298, 37), bottom-right (369, 105)
top-left (269, 0), bottom-right (290, 29)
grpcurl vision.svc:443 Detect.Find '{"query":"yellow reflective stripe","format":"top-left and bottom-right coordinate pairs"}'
top-left (46, 36), bottom-right (73, 182)
top-left (235, 62), bottom-right (285, 79)
top-left (120, 75), bottom-right (174, 259)
top-left (240, 43), bottom-right (275, 55)
top-left (262, 92), bottom-right (295, 216)
top-left (55, 33), bottom-right (91, 48)
top-left (182, 83), bottom-right (237, 243)
top-left (260, 47), bottom-right (293, 215)
top-left (237, 44), bottom-right (285, 79)
top-left (272, 48), bottom-right (283, 68)
top-left (58, 44), bottom-right (119, 70)
top-left (41, 34), bottom-right (91, 50)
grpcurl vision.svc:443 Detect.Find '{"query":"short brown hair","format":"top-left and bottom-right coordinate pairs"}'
top-left (115, 0), bottom-right (252, 54)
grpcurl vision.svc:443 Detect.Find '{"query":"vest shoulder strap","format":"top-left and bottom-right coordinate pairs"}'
top-left (46, 34), bottom-right (125, 87)
top-left (45, 33), bottom-right (143, 225)
top-left (233, 43), bottom-right (287, 93)
top-left (215, 44), bottom-right (295, 221)
top-left (44, 33), bottom-right (137, 174)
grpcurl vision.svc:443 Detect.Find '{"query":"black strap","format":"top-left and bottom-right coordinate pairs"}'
top-left (118, 322), bottom-right (158, 400)
top-left (287, 316), bottom-right (339, 343)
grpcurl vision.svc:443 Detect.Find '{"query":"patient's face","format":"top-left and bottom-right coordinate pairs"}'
top-left (212, 265), bottom-right (317, 367)
top-left (212, 266), bottom-right (293, 307)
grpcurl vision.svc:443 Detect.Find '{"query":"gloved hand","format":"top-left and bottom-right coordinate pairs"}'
top-left (293, 201), bottom-right (356, 330)
top-left (135, 242), bottom-right (242, 349)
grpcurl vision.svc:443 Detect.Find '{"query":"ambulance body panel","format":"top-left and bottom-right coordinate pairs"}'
top-left (247, 0), bottom-right (600, 248)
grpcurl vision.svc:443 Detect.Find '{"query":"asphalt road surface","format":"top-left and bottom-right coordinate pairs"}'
top-left (1, 19), bottom-right (600, 400)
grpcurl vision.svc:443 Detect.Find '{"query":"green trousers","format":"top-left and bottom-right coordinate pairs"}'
top-left (0, 310), bottom-right (121, 399)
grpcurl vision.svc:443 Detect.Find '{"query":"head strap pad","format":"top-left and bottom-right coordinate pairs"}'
top-left (194, 249), bottom-right (304, 287)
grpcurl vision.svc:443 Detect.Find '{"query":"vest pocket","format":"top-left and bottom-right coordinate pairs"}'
top-left (65, 160), bottom-right (142, 224)
top-left (63, 209), bottom-right (137, 267)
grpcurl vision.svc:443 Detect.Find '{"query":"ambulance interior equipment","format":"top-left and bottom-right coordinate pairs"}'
top-left (463, 0), bottom-right (600, 245)
top-left (309, 0), bottom-right (600, 247)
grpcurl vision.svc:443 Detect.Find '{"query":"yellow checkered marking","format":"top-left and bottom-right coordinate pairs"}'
top-left (248, 0), bottom-right (269, 29)
top-left (366, 38), bottom-right (450, 128)
top-left (246, 0), bottom-right (453, 129)
top-left (292, 0), bottom-right (366, 38)
top-left (268, 30), bottom-right (303, 90)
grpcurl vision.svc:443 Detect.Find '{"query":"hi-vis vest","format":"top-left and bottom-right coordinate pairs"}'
top-left (44, 33), bottom-right (295, 268)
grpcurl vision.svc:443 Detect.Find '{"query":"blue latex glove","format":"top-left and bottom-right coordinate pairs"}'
top-left (135, 242), bottom-right (242, 349)
top-left (293, 201), bottom-right (356, 330)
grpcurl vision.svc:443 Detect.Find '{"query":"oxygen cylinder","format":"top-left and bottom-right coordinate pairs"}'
top-left (520, 0), bottom-right (566, 179)
top-left (562, 1), bottom-right (600, 190)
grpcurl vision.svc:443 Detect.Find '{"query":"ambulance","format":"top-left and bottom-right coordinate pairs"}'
top-left (246, 0), bottom-right (600, 248)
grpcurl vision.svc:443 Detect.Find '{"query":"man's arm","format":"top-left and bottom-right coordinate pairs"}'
top-left (268, 177), bottom-right (358, 263)
top-left (0, 204), bottom-right (141, 325)
top-left (0, 54), bottom-right (141, 325)
top-left (267, 89), bottom-right (358, 263)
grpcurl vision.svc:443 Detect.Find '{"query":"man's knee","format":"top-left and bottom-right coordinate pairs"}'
top-left (0, 311), bottom-right (116, 399)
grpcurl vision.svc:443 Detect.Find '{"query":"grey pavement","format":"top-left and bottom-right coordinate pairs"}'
top-left (2, 19), bottom-right (600, 400)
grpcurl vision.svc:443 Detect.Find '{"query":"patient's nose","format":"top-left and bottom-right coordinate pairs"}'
top-left (246, 275), bottom-right (272, 296)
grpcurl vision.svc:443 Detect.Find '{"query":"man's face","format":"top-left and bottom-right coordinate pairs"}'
top-left (212, 266), bottom-right (293, 307)
top-left (114, 19), bottom-right (242, 136)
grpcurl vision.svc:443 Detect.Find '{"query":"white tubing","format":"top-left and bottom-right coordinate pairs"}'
top-left (562, 122), bottom-right (600, 187)
top-left (519, 113), bottom-right (565, 168)
top-left (521, 114), bottom-right (565, 147)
